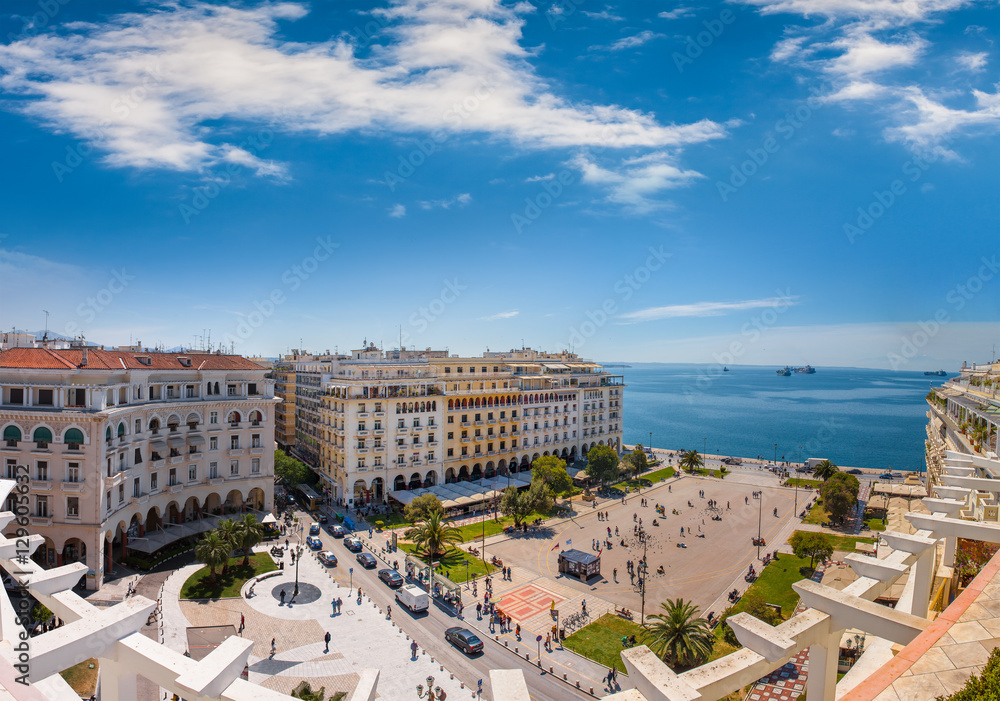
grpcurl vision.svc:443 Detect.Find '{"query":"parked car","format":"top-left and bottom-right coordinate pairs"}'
top-left (318, 551), bottom-right (338, 567)
top-left (329, 524), bottom-right (347, 537)
top-left (356, 552), bottom-right (377, 568)
top-left (879, 472), bottom-right (895, 479)
top-left (445, 627), bottom-right (484, 655)
top-left (309, 523), bottom-right (321, 536)
top-left (318, 515), bottom-right (328, 524)
top-left (343, 536), bottom-right (363, 552)
top-left (378, 568), bottom-right (404, 588)
top-left (306, 536), bottom-right (322, 550)
top-left (847, 469), bottom-right (864, 475)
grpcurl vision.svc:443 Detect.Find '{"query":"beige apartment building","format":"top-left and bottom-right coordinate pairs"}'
top-left (0, 345), bottom-right (276, 589)
top-left (303, 346), bottom-right (623, 508)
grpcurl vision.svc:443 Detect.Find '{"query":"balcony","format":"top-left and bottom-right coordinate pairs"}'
top-left (150, 459), bottom-right (165, 469)
top-left (373, 429), bottom-right (385, 436)
top-left (250, 447), bottom-right (265, 455)
top-left (357, 430), bottom-right (369, 436)
top-left (209, 477), bottom-right (224, 486)
top-left (228, 449), bottom-right (245, 457)
top-left (357, 412), bottom-right (369, 418)
top-left (427, 441), bottom-right (439, 447)
top-left (30, 479), bottom-right (52, 492)
top-left (487, 419), bottom-right (497, 425)
top-left (30, 516), bottom-right (53, 527)
top-left (461, 437), bottom-right (471, 443)
top-left (357, 448), bottom-right (370, 454)
top-left (170, 456), bottom-right (185, 464)
top-left (61, 481), bottom-right (85, 493)
top-left (170, 484), bottom-right (184, 493)
top-left (461, 422), bottom-right (471, 428)
top-left (474, 421), bottom-right (484, 427)
top-left (225, 472), bottom-right (242, 481)
top-left (374, 411), bottom-right (385, 418)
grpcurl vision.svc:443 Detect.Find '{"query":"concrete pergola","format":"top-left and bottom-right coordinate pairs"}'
top-left (0, 478), bottom-right (301, 701)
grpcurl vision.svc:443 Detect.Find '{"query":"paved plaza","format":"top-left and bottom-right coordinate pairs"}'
top-left (486, 473), bottom-right (800, 617)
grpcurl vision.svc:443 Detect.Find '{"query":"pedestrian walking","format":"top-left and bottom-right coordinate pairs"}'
top-left (337, 597), bottom-right (343, 613)
top-left (545, 633), bottom-right (551, 651)
top-left (515, 623), bottom-right (521, 639)
top-left (387, 604), bottom-right (392, 618)
top-left (411, 640), bottom-right (419, 659)
top-left (324, 632), bottom-right (331, 653)
top-left (239, 613), bottom-right (245, 634)
top-left (270, 638), bottom-right (276, 658)
top-left (613, 568), bottom-right (617, 582)
top-left (477, 602), bottom-right (482, 619)
top-left (280, 589), bottom-right (286, 605)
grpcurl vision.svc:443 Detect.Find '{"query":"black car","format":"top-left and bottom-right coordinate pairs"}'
top-left (378, 568), bottom-right (404, 588)
top-left (847, 469), bottom-right (864, 475)
top-left (445, 627), bottom-right (484, 655)
top-left (880, 472), bottom-right (895, 480)
top-left (356, 552), bottom-right (377, 568)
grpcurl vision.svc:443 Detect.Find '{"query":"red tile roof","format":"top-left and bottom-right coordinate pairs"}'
top-left (0, 347), bottom-right (266, 371)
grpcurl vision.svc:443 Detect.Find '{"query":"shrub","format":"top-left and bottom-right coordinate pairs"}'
top-left (936, 646), bottom-right (1000, 700)
top-left (374, 521), bottom-right (385, 530)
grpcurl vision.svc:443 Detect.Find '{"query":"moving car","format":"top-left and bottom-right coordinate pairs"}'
top-left (378, 568), bottom-right (404, 588)
top-left (329, 524), bottom-right (347, 537)
top-left (847, 469), bottom-right (864, 475)
top-left (309, 523), bottom-right (321, 536)
top-left (343, 536), bottom-right (363, 552)
top-left (318, 515), bottom-right (328, 524)
top-left (318, 551), bottom-right (338, 567)
top-left (356, 552), bottom-right (377, 568)
top-left (306, 536), bottom-right (322, 550)
top-left (444, 627), bottom-right (483, 655)
top-left (879, 472), bottom-right (895, 480)
top-left (396, 584), bottom-right (429, 612)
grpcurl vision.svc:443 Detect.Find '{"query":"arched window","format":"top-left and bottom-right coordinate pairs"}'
top-left (3, 426), bottom-right (21, 446)
top-left (214, 382), bottom-right (220, 394)
top-left (105, 426), bottom-right (112, 442)
top-left (64, 428), bottom-right (85, 447)
top-left (33, 427), bottom-right (53, 446)
top-left (117, 422), bottom-right (126, 438)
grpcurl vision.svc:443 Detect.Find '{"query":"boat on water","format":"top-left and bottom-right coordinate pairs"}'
top-left (723, 366), bottom-right (729, 372)
top-left (924, 370), bottom-right (947, 376)
top-left (792, 365), bottom-right (816, 374)
top-left (776, 367), bottom-right (791, 376)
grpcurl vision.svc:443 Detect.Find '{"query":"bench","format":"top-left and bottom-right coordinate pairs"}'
top-left (615, 607), bottom-right (633, 620)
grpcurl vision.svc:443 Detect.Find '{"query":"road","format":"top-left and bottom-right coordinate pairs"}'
top-left (289, 508), bottom-right (597, 700)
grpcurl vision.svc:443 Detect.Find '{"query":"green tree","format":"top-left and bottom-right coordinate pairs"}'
top-left (233, 514), bottom-right (265, 567)
top-left (585, 445), bottom-right (620, 485)
top-left (500, 482), bottom-right (553, 527)
top-left (719, 591), bottom-right (784, 647)
top-left (789, 531), bottom-right (834, 571)
top-left (274, 449), bottom-right (310, 485)
top-left (409, 509), bottom-right (464, 559)
top-left (820, 472), bottom-right (860, 523)
top-left (215, 519), bottom-right (239, 575)
top-left (813, 460), bottom-right (839, 480)
top-left (195, 532), bottom-right (231, 584)
top-left (678, 450), bottom-right (704, 473)
top-left (641, 598), bottom-right (714, 669)
top-left (531, 455), bottom-right (573, 495)
top-left (403, 493), bottom-right (444, 524)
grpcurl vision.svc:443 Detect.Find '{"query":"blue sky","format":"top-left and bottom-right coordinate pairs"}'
top-left (0, 0), bottom-right (997, 369)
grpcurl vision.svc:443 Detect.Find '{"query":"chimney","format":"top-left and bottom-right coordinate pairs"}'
top-left (81, 347), bottom-right (88, 366)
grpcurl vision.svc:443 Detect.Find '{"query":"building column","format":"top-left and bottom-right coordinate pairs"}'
top-left (944, 534), bottom-right (957, 567)
top-left (99, 658), bottom-right (137, 701)
top-left (807, 631), bottom-right (842, 701)
top-left (909, 546), bottom-right (936, 618)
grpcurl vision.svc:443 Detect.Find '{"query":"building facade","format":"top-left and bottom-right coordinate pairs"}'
top-left (0, 346), bottom-right (277, 589)
top-left (302, 346), bottom-right (623, 508)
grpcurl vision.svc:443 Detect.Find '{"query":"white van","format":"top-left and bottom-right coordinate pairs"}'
top-left (395, 584), bottom-right (429, 613)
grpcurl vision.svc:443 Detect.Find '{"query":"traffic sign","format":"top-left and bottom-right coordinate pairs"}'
top-left (536, 635), bottom-right (542, 642)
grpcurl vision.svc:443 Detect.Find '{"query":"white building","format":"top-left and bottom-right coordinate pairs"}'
top-left (0, 345), bottom-right (277, 589)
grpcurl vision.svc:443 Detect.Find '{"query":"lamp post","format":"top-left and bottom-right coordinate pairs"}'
top-left (349, 567), bottom-right (353, 595)
top-left (293, 524), bottom-right (303, 597)
top-left (416, 675), bottom-right (440, 699)
top-left (756, 491), bottom-right (763, 560)
top-left (649, 431), bottom-right (652, 453)
top-left (773, 442), bottom-right (777, 465)
top-left (703, 437), bottom-right (707, 460)
top-left (464, 559), bottom-right (470, 590)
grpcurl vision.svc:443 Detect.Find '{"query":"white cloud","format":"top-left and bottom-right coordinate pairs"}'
top-left (478, 310), bottom-right (519, 321)
top-left (619, 296), bottom-right (799, 322)
top-left (884, 85), bottom-right (1000, 155)
top-left (956, 51), bottom-right (988, 72)
top-left (0, 1), bottom-right (727, 175)
top-left (658, 7), bottom-right (697, 20)
top-left (571, 151), bottom-right (703, 213)
top-left (583, 9), bottom-right (624, 21)
top-left (823, 31), bottom-right (926, 78)
top-left (770, 35), bottom-right (810, 62)
top-left (525, 173), bottom-right (555, 182)
top-left (388, 204), bottom-right (406, 218)
top-left (599, 30), bottom-right (665, 51)
top-left (737, 0), bottom-right (970, 22)
top-left (418, 193), bottom-right (472, 210)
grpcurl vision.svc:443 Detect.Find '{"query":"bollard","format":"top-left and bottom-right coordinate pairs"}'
top-left (504, 640), bottom-right (508, 647)
top-left (514, 647), bottom-right (518, 653)
top-left (576, 681), bottom-right (580, 688)
top-left (460, 682), bottom-right (465, 689)
top-left (525, 653), bottom-right (530, 660)
top-left (450, 674), bottom-right (454, 680)
top-left (590, 688), bottom-right (595, 696)
top-left (563, 674), bottom-right (567, 681)
top-left (549, 667), bottom-right (553, 674)
top-left (440, 665), bottom-right (444, 671)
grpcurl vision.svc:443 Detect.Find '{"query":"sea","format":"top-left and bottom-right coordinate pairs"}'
top-left (615, 364), bottom-right (953, 472)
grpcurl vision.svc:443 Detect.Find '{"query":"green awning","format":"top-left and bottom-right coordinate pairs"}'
top-left (3, 426), bottom-right (21, 441)
top-left (33, 427), bottom-right (52, 443)
top-left (106, 426), bottom-right (112, 440)
top-left (117, 422), bottom-right (126, 436)
top-left (64, 428), bottom-right (85, 444)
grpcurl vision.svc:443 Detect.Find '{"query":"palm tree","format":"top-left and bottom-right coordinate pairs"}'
top-left (641, 598), bottom-right (713, 669)
top-left (813, 460), bottom-right (839, 480)
top-left (678, 450), bottom-right (704, 473)
top-left (410, 509), bottom-right (464, 559)
top-left (195, 532), bottom-right (231, 584)
top-left (233, 514), bottom-right (265, 566)
top-left (971, 425), bottom-right (990, 453)
top-left (215, 518), bottom-right (239, 575)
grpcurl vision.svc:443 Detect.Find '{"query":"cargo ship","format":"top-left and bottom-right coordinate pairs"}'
top-left (777, 367), bottom-right (791, 376)
top-left (924, 370), bottom-right (947, 376)
top-left (793, 365), bottom-right (816, 374)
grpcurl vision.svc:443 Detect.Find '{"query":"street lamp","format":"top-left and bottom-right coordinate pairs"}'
top-left (756, 492), bottom-right (763, 560)
top-left (463, 559), bottom-right (470, 590)
top-left (293, 524), bottom-right (303, 597)
top-left (416, 675), bottom-right (442, 699)
top-left (349, 566), bottom-right (354, 595)
top-left (773, 442), bottom-right (777, 465)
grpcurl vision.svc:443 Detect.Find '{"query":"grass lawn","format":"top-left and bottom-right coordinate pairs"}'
top-left (562, 613), bottom-right (644, 673)
top-left (865, 518), bottom-right (885, 531)
top-left (61, 658), bottom-right (98, 696)
top-left (803, 501), bottom-right (830, 525)
top-left (791, 531), bottom-right (875, 554)
top-left (726, 553), bottom-right (813, 618)
top-left (376, 512), bottom-right (411, 529)
top-left (614, 466), bottom-right (676, 491)
top-left (397, 543), bottom-right (496, 583)
top-left (450, 510), bottom-right (550, 543)
top-left (689, 468), bottom-right (725, 478)
top-left (181, 552), bottom-right (276, 599)
top-left (783, 478), bottom-right (823, 489)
